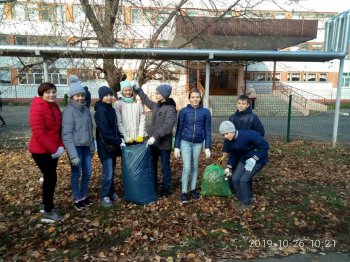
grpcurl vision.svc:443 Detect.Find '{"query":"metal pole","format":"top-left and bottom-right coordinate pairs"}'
top-left (286, 94), bottom-right (292, 143)
top-left (204, 61), bottom-right (210, 108)
top-left (43, 58), bottom-right (49, 82)
top-left (332, 58), bottom-right (344, 147)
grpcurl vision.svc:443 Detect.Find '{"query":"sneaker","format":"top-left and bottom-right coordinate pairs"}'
top-left (159, 189), bottom-right (170, 198)
top-left (83, 197), bottom-right (93, 206)
top-left (181, 193), bottom-right (188, 204)
top-left (237, 204), bottom-right (252, 211)
top-left (110, 193), bottom-right (119, 202)
top-left (41, 209), bottom-right (64, 223)
top-left (74, 200), bottom-right (85, 211)
top-left (101, 196), bottom-right (112, 207)
top-left (190, 189), bottom-right (200, 200)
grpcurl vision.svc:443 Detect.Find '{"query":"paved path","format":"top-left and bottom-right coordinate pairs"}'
top-left (1, 106), bottom-right (350, 144)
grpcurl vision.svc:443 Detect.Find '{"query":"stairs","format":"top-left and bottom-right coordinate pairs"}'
top-left (210, 94), bottom-right (303, 117)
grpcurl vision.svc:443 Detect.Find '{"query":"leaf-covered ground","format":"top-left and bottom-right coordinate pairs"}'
top-left (0, 139), bottom-right (349, 261)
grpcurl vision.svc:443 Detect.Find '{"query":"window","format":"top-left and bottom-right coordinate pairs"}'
top-left (56, 5), bottom-right (66, 22)
top-left (39, 4), bottom-right (56, 22)
top-left (12, 3), bottom-right (26, 21)
top-left (288, 73), bottom-right (300, 81)
top-left (343, 73), bottom-right (350, 87)
top-left (256, 73), bottom-right (266, 81)
top-left (73, 5), bottom-right (86, 22)
top-left (19, 68), bottom-right (67, 85)
top-left (0, 69), bottom-right (11, 85)
top-left (303, 73), bottom-right (316, 82)
top-left (27, 3), bottom-right (39, 21)
top-left (319, 73), bottom-right (327, 82)
top-left (0, 36), bottom-right (7, 45)
top-left (15, 36), bottom-right (28, 45)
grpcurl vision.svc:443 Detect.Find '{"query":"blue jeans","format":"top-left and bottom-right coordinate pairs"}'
top-left (180, 140), bottom-right (202, 193)
top-left (71, 146), bottom-right (92, 201)
top-left (151, 147), bottom-right (171, 193)
top-left (231, 161), bottom-right (263, 205)
top-left (101, 157), bottom-right (117, 199)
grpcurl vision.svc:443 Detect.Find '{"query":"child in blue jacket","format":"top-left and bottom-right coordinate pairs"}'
top-left (219, 121), bottom-right (269, 211)
top-left (174, 88), bottom-right (211, 203)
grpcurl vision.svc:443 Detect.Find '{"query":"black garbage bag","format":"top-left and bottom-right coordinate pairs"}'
top-left (122, 143), bottom-right (157, 204)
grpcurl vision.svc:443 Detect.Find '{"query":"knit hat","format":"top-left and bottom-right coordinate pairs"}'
top-left (219, 121), bottom-right (236, 134)
top-left (98, 86), bottom-right (113, 100)
top-left (156, 84), bottom-right (172, 98)
top-left (69, 75), bottom-right (85, 97)
top-left (120, 80), bottom-right (132, 92)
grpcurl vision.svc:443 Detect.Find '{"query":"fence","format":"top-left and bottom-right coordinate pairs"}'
top-left (1, 87), bottom-right (350, 148)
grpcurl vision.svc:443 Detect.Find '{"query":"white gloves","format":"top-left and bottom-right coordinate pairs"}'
top-left (71, 157), bottom-right (80, 166)
top-left (244, 158), bottom-right (256, 172)
top-left (51, 146), bottom-right (64, 159)
top-left (174, 148), bottom-right (181, 158)
top-left (120, 138), bottom-right (126, 147)
top-left (223, 167), bottom-right (232, 181)
top-left (146, 137), bottom-right (155, 147)
top-left (205, 148), bottom-right (211, 158)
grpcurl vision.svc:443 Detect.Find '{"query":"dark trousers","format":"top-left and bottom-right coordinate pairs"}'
top-left (151, 147), bottom-right (171, 194)
top-left (0, 115), bottom-right (5, 125)
top-left (32, 153), bottom-right (58, 212)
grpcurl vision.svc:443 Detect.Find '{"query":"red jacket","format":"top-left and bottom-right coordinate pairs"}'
top-left (28, 96), bottom-right (63, 154)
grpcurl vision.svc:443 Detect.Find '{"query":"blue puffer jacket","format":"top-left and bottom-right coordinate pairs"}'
top-left (228, 106), bottom-right (265, 137)
top-left (174, 104), bottom-right (212, 149)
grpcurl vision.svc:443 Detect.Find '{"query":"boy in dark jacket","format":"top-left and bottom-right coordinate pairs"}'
top-left (94, 86), bottom-right (125, 207)
top-left (133, 83), bottom-right (177, 197)
top-left (229, 94), bottom-right (265, 137)
top-left (219, 121), bottom-right (269, 211)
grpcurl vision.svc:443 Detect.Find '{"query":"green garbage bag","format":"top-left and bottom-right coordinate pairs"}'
top-left (200, 164), bottom-right (232, 197)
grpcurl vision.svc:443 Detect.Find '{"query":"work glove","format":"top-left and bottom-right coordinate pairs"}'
top-left (52, 146), bottom-right (64, 159)
top-left (146, 137), bottom-right (155, 147)
top-left (125, 137), bottom-right (134, 144)
top-left (205, 148), bottom-right (211, 159)
top-left (174, 148), bottom-right (181, 158)
top-left (223, 166), bottom-right (233, 181)
top-left (71, 157), bottom-right (80, 167)
top-left (131, 80), bottom-right (140, 92)
top-left (135, 136), bottom-right (144, 143)
top-left (120, 138), bottom-right (126, 147)
top-left (244, 158), bottom-right (256, 172)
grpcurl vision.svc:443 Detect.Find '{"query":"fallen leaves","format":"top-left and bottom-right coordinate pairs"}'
top-left (0, 140), bottom-right (349, 260)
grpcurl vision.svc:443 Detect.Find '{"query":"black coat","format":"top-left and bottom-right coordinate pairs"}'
top-left (94, 101), bottom-right (123, 159)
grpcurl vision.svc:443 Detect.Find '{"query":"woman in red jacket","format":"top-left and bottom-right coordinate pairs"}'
top-left (29, 82), bottom-right (65, 223)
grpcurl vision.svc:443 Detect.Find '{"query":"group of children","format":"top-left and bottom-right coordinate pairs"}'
top-left (29, 75), bottom-right (268, 223)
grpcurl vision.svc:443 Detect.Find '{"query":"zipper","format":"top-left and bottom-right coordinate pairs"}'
top-left (192, 107), bottom-right (197, 142)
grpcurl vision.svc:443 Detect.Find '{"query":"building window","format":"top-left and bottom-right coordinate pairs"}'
top-left (0, 36), bottom-right (7, 45)
top-left (319, 73), bottom-right (327, 82)
top-left (0, 69), bottom-right (11, 85)
top-left (343, 73), bottom-right (350, 87)
top-left (288, 73), bottom-right (300, 81)
top-left (19, 69), bottom-right (67, 85)
top-left (256, 73), bottom-right (266, 81)
top-left (56, 5), bottom-right (66, 22)
top-left (27, 3), bottom-right (39, 21)
top-left (39, 4), bottom-right (56, 22)
top-left (12, 3), bottom-right (26, 21)
top-left (15, 36), bottom-right (28, 45)
top-left (303, 73), bottom-right (316, 82)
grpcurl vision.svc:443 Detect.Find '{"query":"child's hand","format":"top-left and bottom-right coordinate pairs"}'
top-left (146, 137), bottom-right (155, 147)
top-left (244, 158), bottom-right (256, 172)
top-left (224, 166), bottom-right (232, 180)
top-left (205, 148), bottom-right (211, 158)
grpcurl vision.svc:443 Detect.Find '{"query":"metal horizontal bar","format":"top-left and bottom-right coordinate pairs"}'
top-left (0, 45), bottom-right (346, 62)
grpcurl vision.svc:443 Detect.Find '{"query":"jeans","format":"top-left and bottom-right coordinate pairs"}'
top-left (180, 140), bottom-right (202, 193)
top-left (151, 147), bottom-right (171, 193)
top-left (231, 161), bottom-right (263, 205)
top-left (70, 146), bottom-right (92, 201)
top-left (101, 157), bottom-right (117, 198)
top-left (32, 153), bottom-right (58, 212)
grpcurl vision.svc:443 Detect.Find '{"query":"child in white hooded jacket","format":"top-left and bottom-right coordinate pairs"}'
top-left (114, 80), bottom-right (147, 144)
